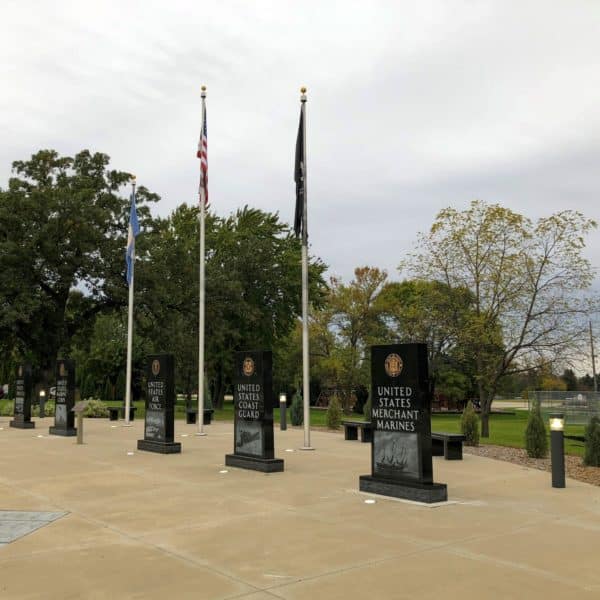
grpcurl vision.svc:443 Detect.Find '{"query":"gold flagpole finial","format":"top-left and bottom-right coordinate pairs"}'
top-left (201, 85), bottom-right (207, 98)
top-left (131, 175), bottom-right (136, 184)
top-left (300, 86), bottom-right (307, 102)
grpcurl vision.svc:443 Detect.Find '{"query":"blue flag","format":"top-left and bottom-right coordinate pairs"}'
top-left (125, 190), bottom-right (140, 285)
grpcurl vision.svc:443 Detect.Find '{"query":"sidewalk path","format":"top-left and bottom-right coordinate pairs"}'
top-left (1, 417), bottom-right (599, 599)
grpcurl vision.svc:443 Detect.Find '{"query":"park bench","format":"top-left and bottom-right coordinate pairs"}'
top-left (341, 420), bottom-right (373, 443)
top-left (107, 407), bottom-right (120, 421)
top-left (185, 408), bottom-right (214, 425)
top-left (431, 432), bottom-right (465, 460)
top-left (341, 422), bottom-right (465, 460)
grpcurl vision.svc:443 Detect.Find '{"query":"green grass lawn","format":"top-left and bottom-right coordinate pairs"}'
top-left (429, 410), bottom-right (586, 457)
top-left (159, 402), bottom-right (588, 456)
top-left (1, 399), bottom-right (586, 456)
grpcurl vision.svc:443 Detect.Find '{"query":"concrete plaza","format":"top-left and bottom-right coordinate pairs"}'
top-left (1, 416), bottom-right (599, 599)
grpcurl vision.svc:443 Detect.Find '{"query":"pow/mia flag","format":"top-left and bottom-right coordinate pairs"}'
top-left (294, 104), bottom-right (305, 240)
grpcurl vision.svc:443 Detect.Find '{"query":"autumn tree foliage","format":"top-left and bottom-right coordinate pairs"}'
top-left (404, 200), bottom-right (597, 437)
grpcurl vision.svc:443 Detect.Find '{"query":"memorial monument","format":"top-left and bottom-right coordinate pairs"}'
top-left (137, 354), bottom-right (181, 454)
top-left (10, 364), bottom-right (35, 429)
top-left (225, 350), bottom-right (284, 472)
top-left (49, 359), bottom-right (77, 436)
top-left (359, 343), bottom-right (447, 503)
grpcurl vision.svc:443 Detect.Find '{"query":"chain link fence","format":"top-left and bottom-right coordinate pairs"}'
top-left (528, 391), bottom-right (600, 425)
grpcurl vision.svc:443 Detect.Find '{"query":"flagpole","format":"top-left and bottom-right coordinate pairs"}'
top-left (197, 86), bottom-right (207, 436)
top-left (299, 86), bottom-right (313, 450)
top-left (124, 176), bottom-right (136, 427)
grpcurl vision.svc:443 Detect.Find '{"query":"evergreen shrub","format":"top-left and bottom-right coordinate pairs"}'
top-left (583, 416), bottom-right (600, 467)
top-left (290, 390), bottom-right (303, 426)
top-left (525, 400), bottom-right (548, 458)
top-left (326, 394), bottom-right (342, 429)
top-left (460, 400), bottom-right (480, 446)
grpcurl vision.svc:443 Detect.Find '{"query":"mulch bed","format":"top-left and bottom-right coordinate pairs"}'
top-left (464, 444), bottom-right (600, 487)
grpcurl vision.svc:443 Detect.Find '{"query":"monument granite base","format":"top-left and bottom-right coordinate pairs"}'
top-left (10, 420), bottom-right (35, 429)
top-left (48, 426), bottom-right (77, 437)
top-left (225, 453), bottom-right (284, 473)
top-left (137, 439), bottom-right (181, 454)
top-left (359, 475), bottom-right (447, 503)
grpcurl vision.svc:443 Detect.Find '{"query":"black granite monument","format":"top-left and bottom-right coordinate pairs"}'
top-left (49, 359), bottom-right (77, 436)
top-left (225, 350), bottom-right (284, 472)
top-left (359, 344), bottom-right (447, 503)
top-left (10, 364), bottom-right (35, 429)
top-left (137, 354), bottom-right (181, 454)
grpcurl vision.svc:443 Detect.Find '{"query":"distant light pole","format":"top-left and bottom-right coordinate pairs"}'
top-left (39, 390), bottom-right (46, 418)
top-left (549, 413), bottom-right (565, 488)
top-left (279, 392), bottom-right (287, 431)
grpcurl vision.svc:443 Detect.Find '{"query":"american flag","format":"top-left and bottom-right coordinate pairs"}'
top-left (197, 103), bottom-right (208, 205)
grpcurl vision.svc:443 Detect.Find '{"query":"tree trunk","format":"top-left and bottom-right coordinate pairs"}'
top-left (480, 390), bottom-right (496, 438)
top-left (476, 352), bottom-right (491, 437)
top-left (214, 362), bottom-right (224, 410)
top-left (480, 402), bottom-right (490, 438)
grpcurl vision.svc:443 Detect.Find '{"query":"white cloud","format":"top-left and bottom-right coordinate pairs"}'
top-left (1, 0), bottom-right (599, 284)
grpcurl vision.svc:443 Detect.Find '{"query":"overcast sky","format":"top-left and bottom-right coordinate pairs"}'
top-left (2, 1), bottom-right (599, 286)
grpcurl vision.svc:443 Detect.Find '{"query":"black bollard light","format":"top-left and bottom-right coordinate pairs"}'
top-left (279, 392), bottom-right (287, 431)
top-left (39, 390), bottom-right (46, 418)
top-left (549, 413), bottom-right (565, 488)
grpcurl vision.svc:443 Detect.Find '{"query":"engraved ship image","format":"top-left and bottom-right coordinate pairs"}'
top-left (376, 441), bottom-right (408, 478)
top-left (238, 430), bottom-right (260, 448)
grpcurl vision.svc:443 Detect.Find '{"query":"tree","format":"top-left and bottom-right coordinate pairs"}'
top-left (578, 373), bottom-right (596, 391)
top-left (561, 368), bottom-right (578, 391)
top-left (325, 267), bottom-right (388, 410)
top-left (115, 371), bottom-right (125, 402)
top-left (87, 313), bottom-right (128, 386)
top-left (0, 149), bottom-right (158, 383)
top-left (405, 200), bottom-right (597, 437)
top-left (102, 378), bottom-right (112, 402)
top-left (81, 374), bottom-right (96, 399)
top-left (537, 370), bottom-right (567, 392)
top-left (139, 204), bottom-right (327, 408)
top-left (377, 280), bottom-right (472, 358)
top-left (80, 311), bottom-right (148, 401)
top-left (376, 279), bottom-right (477, 404)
